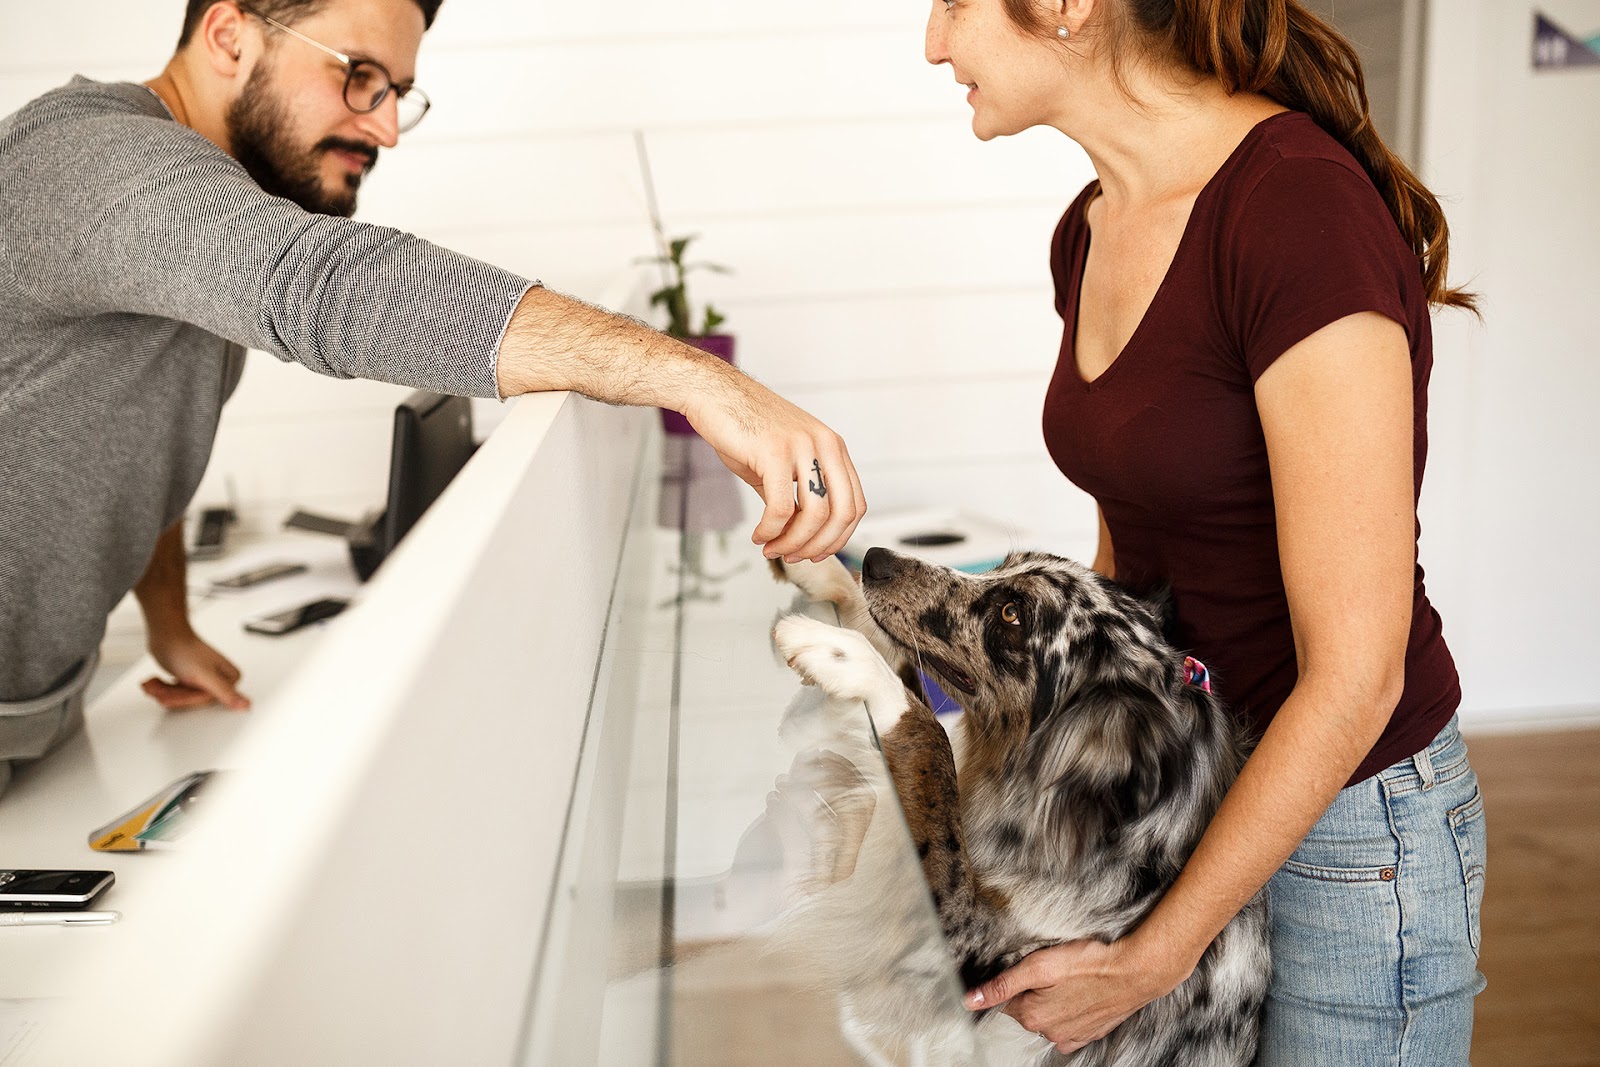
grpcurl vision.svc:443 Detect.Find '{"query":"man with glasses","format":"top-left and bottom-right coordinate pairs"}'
top-left (0, 0), bottom-right (866, 741)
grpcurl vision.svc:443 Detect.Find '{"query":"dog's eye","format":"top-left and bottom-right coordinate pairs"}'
top-left (1000, 602), bottom-right (1021, 625)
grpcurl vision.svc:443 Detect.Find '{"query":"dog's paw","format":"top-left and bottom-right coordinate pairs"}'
top-left (771, 555), bottom-right (861, 607)
top-left (774, 615), bottom-right (907, 731)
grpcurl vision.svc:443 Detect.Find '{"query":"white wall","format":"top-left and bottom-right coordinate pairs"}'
top-left (0, 1), bottom-right (1099, 552)
top-left (380, 2), bottom-right (1102, 557)
top-left (1417, 0), bottom-right (1600, 727)
top-left (4, 1), bottom-right (1594, 724)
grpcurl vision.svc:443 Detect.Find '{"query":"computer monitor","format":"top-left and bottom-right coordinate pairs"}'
top-left (342, 390), bottom-right (476, 581)
top-left (385, 391), bottom-right (476, 551)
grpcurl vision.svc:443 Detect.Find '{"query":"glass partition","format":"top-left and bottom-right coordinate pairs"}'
top-left (521, 430), bottom-right (982, 1066)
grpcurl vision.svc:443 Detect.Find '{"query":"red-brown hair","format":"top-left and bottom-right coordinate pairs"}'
top-left (1007, 0), bottom-right (1476, 312)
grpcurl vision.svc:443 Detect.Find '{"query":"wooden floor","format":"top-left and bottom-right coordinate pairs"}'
top-left (1469, 725), bottom-right (1600, 1067)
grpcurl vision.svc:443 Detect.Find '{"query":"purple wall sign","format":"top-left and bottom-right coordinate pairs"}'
top-left (1534, 11), bottom-right (1600, 70)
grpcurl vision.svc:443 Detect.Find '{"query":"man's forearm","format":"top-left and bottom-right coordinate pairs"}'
top-left (134, 520), bottom-right (193, 639)
top-left (491, 284), bottom-right (867, 561)
top-left (494, 286), bottom-right (742, 415)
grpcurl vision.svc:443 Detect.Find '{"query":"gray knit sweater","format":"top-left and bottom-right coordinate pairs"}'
top-left (0, 78), bottom-right (534, 701)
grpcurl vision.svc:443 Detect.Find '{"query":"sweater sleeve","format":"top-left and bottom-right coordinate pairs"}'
top-left (1224, 155), bottom-right (1416, 383)
top-left (0, 96), bottom-right (533, 399)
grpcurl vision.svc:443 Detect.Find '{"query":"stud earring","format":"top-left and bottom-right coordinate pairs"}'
top-left (1057, 26), bottom-right (1071, 39)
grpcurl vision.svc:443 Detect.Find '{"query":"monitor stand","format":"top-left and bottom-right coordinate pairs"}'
top-left (283, 508), bottom-right (388, 582)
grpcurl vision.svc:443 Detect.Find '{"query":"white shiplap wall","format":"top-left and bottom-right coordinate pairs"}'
top-left (1416, 0), bottom-right (1600, 727)
top-left (11, 2), bottom-right (1592, 726)
top-left (0, 1), bottom-right (1100, 553)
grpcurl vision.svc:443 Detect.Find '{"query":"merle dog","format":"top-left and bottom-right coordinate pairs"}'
top-left (771, 547), bottom-right (1269, 1066)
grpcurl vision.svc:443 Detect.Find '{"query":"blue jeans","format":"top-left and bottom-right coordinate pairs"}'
top-left (1256, 715), bottom-right (1487, 1066)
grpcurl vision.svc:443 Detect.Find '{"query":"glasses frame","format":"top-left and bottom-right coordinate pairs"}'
top-left (239, 5), bottom-right (431, 133)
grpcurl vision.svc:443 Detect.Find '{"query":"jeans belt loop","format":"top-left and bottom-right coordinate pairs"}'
top-left (1413, 742), bottom-right (1436, 791)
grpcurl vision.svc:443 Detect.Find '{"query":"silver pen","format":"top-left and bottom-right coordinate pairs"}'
top-left (0, 910), bottom-right (120, 926)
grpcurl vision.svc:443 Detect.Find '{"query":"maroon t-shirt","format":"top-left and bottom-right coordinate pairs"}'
top-left (1042, 111), bottom-right (1460, 786)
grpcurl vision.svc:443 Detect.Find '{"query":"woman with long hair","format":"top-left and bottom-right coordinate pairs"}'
top-left (933, 0), bottom-right (1485, 1061)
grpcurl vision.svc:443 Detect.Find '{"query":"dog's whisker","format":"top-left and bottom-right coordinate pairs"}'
top-left (909, 632), bottom-right (929, 691)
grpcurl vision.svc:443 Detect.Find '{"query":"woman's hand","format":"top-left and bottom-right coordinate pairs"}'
top-left (964, 932), bottom-right (1191, 1054)
top-left (143, 626), bottom-right (251, 711)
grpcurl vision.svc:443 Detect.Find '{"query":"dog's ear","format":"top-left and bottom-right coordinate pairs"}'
top-left (1116, 580), bottom-right (1178, 643)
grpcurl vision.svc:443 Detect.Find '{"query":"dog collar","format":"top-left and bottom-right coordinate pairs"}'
top-left (1183, 656), bottom-right (1213, 694)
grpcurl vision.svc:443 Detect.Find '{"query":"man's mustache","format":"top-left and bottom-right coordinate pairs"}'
top-left (317, 137), bottom-right (379, 172)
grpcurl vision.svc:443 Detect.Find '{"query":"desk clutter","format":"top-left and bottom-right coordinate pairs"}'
top-left (89, 770), bottom-right (216, 852)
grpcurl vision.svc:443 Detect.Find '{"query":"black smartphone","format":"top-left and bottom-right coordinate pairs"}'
top-left (0, 869), bottom-right (115, 911)
top-left (212, 561), bottom-right (308, 591)
top-left (243, 596), bottom-right (349, 636)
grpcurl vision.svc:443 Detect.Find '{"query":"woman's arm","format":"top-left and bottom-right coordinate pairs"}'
top-left (1091, 505), bottom-right (1115, 578)
top-left (965, 311), bottom-right (1417, 1052)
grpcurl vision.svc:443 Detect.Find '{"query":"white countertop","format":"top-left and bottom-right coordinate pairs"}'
top-left (0, 529), bottom-right (360, 1000)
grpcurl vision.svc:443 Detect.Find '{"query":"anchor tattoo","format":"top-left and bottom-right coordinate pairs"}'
top-left (807, 459), bottom-right (828, 499)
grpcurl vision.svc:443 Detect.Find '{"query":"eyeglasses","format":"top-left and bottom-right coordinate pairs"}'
top-left (241, 6), bottom-right (431, 133)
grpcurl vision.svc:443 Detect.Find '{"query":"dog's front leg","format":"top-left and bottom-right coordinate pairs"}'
top-left (774, 616), bottom-right (1020, 988)
top-left (872, 699), bottom-right (1031, 983)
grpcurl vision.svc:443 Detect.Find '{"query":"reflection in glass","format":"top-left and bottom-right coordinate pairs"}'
top-left (520, 428), bottom-right (980, 1065)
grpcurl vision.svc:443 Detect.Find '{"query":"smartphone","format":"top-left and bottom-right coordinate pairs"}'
top-left (0, 869), bottom-right (115, 911)
top-left (212, 561), bottom-right (308, 591)
top-left (243, 596), bottom-right (349, 636)
top-left (189, 506), bottom-right (234, 561)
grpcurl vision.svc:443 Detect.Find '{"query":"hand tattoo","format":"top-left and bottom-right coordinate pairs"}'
top-left (807, 459), bottom-right (828, 499)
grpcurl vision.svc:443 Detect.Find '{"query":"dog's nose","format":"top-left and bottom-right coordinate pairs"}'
top-left (862, 547), bottom-right (898, 584)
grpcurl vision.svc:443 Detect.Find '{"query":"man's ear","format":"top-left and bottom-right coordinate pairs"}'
top-left (195, 1), bottom-right (254, 78)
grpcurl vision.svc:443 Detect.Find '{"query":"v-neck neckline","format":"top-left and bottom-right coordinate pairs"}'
top-left (1068, 110), bottom-right (1295, 391)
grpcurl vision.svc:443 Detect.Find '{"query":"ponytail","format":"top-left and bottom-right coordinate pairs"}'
top-left (1165, 0), bottom-right (1475, 311)
top-left (1006, 0), bottom-right (1477, 312)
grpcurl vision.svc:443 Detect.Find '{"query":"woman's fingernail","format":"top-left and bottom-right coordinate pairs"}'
top-left (965, 990), bottom-right (984, 1007)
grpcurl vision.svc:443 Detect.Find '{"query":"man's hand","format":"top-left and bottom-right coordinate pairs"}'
top-left (682, 372), bottom-right (866, 562)
top-left (143, 627), bottom-right (251, 711)
top-left (963, 935), bottom-right (1187, 1054)
top-left (132, 519), bottom-right (248, 709)
top-left (494, 287), bottom-right (867, 561)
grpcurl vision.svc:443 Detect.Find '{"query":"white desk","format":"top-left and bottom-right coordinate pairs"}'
top-left (0, 529), bottom-right (359, 1000)
top-left (3, 390), bottom-right (977, 1066)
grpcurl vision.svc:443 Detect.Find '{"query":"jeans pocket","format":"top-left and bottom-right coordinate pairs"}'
top-left (1278, 858), bottom-right (1398, 883)
top-left (1447, 785), bottom-right (1486, 955)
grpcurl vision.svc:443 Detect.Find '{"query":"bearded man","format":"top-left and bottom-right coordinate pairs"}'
top-left (0, 0), bottom-right (865, 758)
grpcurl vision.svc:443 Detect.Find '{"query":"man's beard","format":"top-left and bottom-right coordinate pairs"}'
top-left (225, 64), bottom-right (377, 218)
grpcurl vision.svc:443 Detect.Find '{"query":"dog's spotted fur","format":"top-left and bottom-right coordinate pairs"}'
top-left (773, 548), bottom-right (1269, 1067)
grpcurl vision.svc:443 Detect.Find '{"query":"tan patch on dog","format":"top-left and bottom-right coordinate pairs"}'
top-left (878, 699), bottom-right (989, 914)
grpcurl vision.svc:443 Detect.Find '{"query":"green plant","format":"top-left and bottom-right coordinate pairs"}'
top-left (637, 233), bottom-right (730, 339)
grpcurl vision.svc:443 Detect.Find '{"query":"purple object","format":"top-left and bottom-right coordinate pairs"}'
top-left (662, 334), bottom-right (736, 436)
top-left (918, 670), bottom-right (963, 718)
